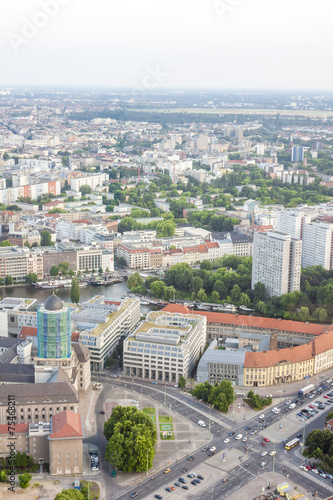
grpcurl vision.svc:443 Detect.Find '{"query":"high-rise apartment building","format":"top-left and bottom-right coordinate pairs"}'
top-left (277, 210), bottom-right (311, 240)
top-left (251, 231), bottom-right (302, 297)
top-left (302, 222), bottom-right (333, 270)
top-left (291, 145), bottom-right (304, 162)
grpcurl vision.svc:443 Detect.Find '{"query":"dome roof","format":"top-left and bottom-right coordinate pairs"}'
top-left (44, 293), bottom-right (63, 311)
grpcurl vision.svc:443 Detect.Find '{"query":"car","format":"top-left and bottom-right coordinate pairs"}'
top-left (285, 400), bottom-right (291, 405)
top-left (289, 403), bottom-right (296, 409)
top-left (263, 438), bottom-right (270, 442)
top-left (181, 468), bottom-right (188, 473)
top-left (198, 420), bottom-right (206, 427)
top-left (242, 437), bottom-right (248, 442)
top-left (112, 470), bottom-right (116, 477)
top-left (299, 465), bottom-right (307, 471)
top-left (208, 451), bottom-right (215, 457)
top-left (324, 395), bottom-right (329, 399)
top-left (275, 408), bottom-right (281, 413)
top-left (191, 480), bottom-right (198, 486)
top-left (245, 426), bottom-right (251, 431)
top-left (308, 394), bottom-right (314, 398)
top-left (164, 468), bottom-right (171, 474)
top-left (100, 410), bottom-right (105, 414)
top-left (130, 494), bottom-right (139, 499)
top-left (261, 451), bottom-right (268, 457)
top-left (174, 482), bottom-right (181, 487)
top-left (261, 442), bottom-right (266, 446)
top-left (296, 434), bottom-right (302, 438)
top-left (282, 409), bottom-right (288, 414)
top-left (272, 407), bottom-right (278, 412)
top-left (173, 385), bottom-right (178, 388)
top-left (260, 462), bottom-right (267, 467)
top-left (178, 477), bottom-right (186, 483)
top-left (210, 447), bottom-right (216, 452)
top-left (267, 418), bottom-right (273, 422)
top-left (202, 447), bottom-right (209, 452)
top-left (187, 473), bottom-right (196, 478)
top-left (258, 414), bottom-right (265, 420)
top-left (193, 479), bottom-right (201, 484)
top-left (155, 496), bottom-right (163, 500)
top-left (181, 486), bottom-right (189, 490)
top-left (312, 469), bottom-right (319, 475)
top-left (152, 381), bottom-right (157, 385)
top-left (228, 431), bottom-right (235, 436)
top-left (187, 455), bottom-right (195, 461)
top-left (197, 475), bottom-right (204, 480)
top-left (251, 429), bottom-right (257, 435)
top-left (222, 477), bottom-right (229, 483)
top-left (169, 486), bottom-right (175, 491)
top-left (224, 438), bottom-right (230, 444)
top-left (269, 451), bottom-right (276, 456)
top-left (165, 488), bottom-right (172, 492)
top-left (235, 434), bottom-right (242, 440)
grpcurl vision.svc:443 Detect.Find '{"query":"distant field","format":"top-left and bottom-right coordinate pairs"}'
top-left (132, 108), bottom-right (333, 118)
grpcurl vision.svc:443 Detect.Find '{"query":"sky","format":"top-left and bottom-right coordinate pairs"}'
top-left (1, 0), bottom-right (332, 90)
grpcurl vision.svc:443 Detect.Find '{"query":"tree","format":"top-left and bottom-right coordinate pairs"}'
top-left (50, 265), bottom-right (59, 276)
top-left (127, 272), bottom-right (144, 290)
top-left (211, 291), bottom-right (220, 303)
top-left (253, 282), bottom-right (266, 303)
top-left (0, 470), bottom-right (7, 482)
top-left (165, 263), bottom-right (193, 292)
top-left (18, 473), bottom-right (32, 489)
top-left (25, 273), bottom-right (37, 284)
top-left (150, 280), bottom-right (166, 298)
top-left (178, 376), bottom-right (186, 388)
top-left (5, 275), bottom-right (13, 285)
top-left (59, 261), bottom-right (70, 276)
top-left (104, 406), bottom-right (157, 473)
top-left (98, 267), bottom-right (103, 274)
top-left (239, 293), bottom-right (250, 307)
top-left (191, 276), bottom-right (203, 293)
top-left (118, 257), bottom-right (126, 267)
top-left (319, 308), bottom-right (328, 322)
top-left (70, 277), bottom-right (80, 304)
top-left (40, 230), bottom-right (53, 246)
top-left (79, 184), bottom-right (92, 196)
top-left (200, 260), bottom-right (212, 271)
top-left (299, 306), bottom-right (309, 322)
top-left (54, 489), bottom-right (85, 500)
top-left (0, 240), bottom-right (12, 247)
top-left (197, 288), bottom-right (207, 302)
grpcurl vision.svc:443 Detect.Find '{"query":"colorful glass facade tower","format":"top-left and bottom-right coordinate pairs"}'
top-left (37, 293), bottom-right (71, 359)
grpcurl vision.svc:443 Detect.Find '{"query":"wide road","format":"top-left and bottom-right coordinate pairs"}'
top-left (91, 374), bottom-right (333, 499)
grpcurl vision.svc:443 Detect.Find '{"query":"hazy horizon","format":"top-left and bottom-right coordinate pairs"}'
top-left (1, 0), bottom-right (333, 91)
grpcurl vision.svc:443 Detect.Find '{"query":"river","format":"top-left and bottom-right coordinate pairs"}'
top-left (0, 282), bottom-right (157, 315)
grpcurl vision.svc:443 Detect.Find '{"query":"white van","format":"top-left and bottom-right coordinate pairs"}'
top-left (198, 420), bottom-right (206, 427)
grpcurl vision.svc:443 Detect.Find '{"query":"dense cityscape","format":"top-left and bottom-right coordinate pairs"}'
top-left (2, 0), bottom-right (333, 499)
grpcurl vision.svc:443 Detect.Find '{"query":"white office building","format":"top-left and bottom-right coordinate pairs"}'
top-left (277, 210), bottom-right (312, 240)
top-left (123, 310), bottom-right (206, 383)
top-left (252, 231), bottom-right (302, 297)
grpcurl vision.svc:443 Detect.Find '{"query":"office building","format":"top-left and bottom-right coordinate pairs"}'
top-left (251, 231), bottom-right (302, 297)
top-left (277, 210), bottom-right (311, 240)
top-left (123, 310), bottom-right (206, 383)
top-left (37, 293), bottom-right (71, 359)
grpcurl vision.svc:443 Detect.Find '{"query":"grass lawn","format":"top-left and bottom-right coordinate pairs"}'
top-left (160, 432), bottom-right (174, 440)
top-left (159, 415), bottom-right (173, 423)
top-left (143, 407), bottom-right (156, 414)
top-left (81, 481), bottom-right (100, 500)
top-left (160, 423), bottom-right (173, 431)
top-left (149, 415), bottom-right (156, 423)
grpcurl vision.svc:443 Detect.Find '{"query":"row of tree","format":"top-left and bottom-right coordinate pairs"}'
top-left (246, 391), bottom-right (272, 410)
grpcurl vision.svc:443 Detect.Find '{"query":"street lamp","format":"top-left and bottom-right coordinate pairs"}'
top-left (146, 447), bottom-right (150, 476)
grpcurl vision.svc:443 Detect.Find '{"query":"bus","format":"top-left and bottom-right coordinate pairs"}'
top-left (284, 438), bottom-right (300, 450)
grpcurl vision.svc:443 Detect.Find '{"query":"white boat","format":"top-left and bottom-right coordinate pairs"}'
top-left (140, 300), bottom-right (150, 305)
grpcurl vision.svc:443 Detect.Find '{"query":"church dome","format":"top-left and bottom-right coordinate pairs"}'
top-left (44, 293), bottom-right (63, 311)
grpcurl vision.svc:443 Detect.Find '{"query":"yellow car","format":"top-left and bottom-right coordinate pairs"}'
top-left (164, 468), bottom-right (171, 474)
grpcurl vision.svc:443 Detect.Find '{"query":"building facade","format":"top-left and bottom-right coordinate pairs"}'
top-left (37, 294), bottom-right (71, 359)
top-left (251, 231), bottom-right (302, 297)
top-left (123, 310), bottom-right (206, 383)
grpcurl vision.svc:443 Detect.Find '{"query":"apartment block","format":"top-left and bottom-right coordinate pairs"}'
top-left (302, 222), bottom-right (333, 270)
top-left (123, 310), bottom-right (206, 383)
top-left (0, 248), bottom-right (43, 281)
top-left (251, 231), bottom-right (302, 297)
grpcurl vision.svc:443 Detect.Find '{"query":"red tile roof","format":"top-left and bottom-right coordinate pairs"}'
top-left (18, 326), bottom-right (38, 338)
top-left (49, 411), bottom-right (83, 440)
top-left (244, 343), bottom-right (314, 368)
top-left (0, 423), bottom-right (29, 436)
top-left (206, 242), bottom-right (219, 248)
top-left (162, 304), bottom-right (326, 335)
